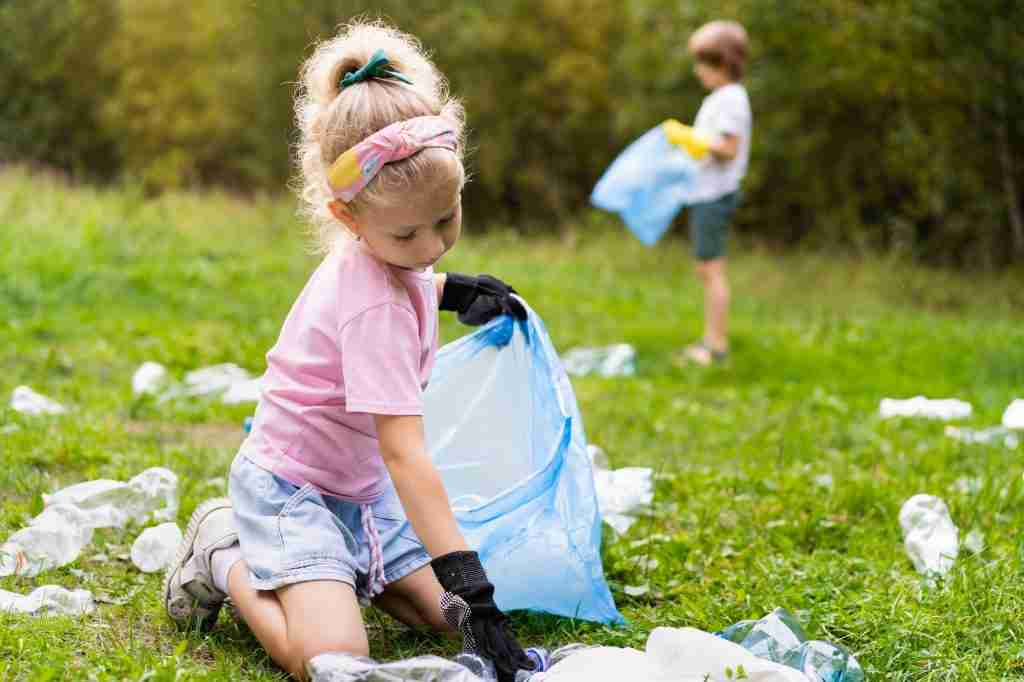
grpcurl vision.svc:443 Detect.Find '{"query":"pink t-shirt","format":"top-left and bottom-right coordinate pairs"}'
top-left (244, 241), bottom-right (439, 503)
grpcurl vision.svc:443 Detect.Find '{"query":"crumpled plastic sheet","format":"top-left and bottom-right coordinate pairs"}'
top-left (131, 522), bottom-right (183, 573)
top-left (899, 494), bottom-right (959, 578)
top-left (10, 385), bottom-right (66, 415)
top-left (0, 467), bottom-right (178, 577)
top-left (132, 361), bottom-right (169, 396)
top-left (307, 653), bottom-right (489, 682)
top-left (0, 585), bottom-right (95, 616)
top-left (879, 396), bottom-right (972, 420)
top-left (587, 446), bottom-right (653, 534)
top-left (561, 345), bottom-right (636, 377)
top-left (150, 362), bottom-right (261, 404)
top-left (1004, 399), bottom-right (1024, 430)
top-left (531, 627), bottom-right (809, 682)
top-left (945, 425), bottom-right (1019, 449)
top-left (308, 614), bottom-right (862, 682)
top-left (222, 377), bottom-right (263, 404)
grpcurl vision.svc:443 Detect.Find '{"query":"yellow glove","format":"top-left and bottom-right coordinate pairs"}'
top-left (663, 119), bottom-right (712, 160)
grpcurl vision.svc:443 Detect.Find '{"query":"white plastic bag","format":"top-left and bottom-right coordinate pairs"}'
top-left (899, 494), bottom-right (959, 578)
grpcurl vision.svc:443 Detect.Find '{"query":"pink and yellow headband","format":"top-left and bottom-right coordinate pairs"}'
top-left (327, 115), bottom-right (458, 202)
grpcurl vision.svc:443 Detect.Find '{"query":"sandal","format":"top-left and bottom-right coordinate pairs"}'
top-left (675, 341), bottom-right (728, 367)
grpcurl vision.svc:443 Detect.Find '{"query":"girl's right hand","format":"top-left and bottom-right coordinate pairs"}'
top-left (439, 273), bottom-right (527, 325)
top-left (431, 551), bottom-right (535, 682)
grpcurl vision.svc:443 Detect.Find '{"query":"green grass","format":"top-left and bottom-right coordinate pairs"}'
top-left (2, 166), bottom-right (1023, 680)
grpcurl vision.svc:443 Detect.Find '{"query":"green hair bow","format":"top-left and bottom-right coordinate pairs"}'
top-left (341, 49), bottom-right (413, 89)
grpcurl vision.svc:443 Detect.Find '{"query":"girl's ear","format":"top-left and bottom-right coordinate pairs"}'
top-left (328, 200), bottom-right (362, 239)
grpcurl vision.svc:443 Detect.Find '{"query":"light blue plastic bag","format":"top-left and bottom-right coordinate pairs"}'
top-left (590, 121), bottom-right (701, 246)
top-left (423, 306), bottom-right (624, 625)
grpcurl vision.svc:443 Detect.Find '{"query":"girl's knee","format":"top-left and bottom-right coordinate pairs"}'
top-left (290, 637), bottom-right (370, 680)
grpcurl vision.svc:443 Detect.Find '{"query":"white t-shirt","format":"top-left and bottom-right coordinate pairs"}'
top-left (692, 83), bottom-right (752, 203)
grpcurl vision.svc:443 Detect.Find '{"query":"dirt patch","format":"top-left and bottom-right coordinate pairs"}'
top-left (124, 421), bottom-right (244, 451)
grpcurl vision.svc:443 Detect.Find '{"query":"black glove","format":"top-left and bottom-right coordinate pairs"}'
top-left (439, 273), bottom-right (527, 326)
top-left (432, 551), bottom-right (534, 682)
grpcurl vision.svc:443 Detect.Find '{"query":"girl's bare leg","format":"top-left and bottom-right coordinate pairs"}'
top-left (228, 560), bottom-right (368, 680)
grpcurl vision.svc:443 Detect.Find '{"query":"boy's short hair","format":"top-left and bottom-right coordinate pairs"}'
top-left (688, 20), bottom-right (749, 80)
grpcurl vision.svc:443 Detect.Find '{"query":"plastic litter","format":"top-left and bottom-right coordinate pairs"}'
top-left (131, 522), bottom-right (183, 573)
top-left (0, 585), bottom-right (95, 616)
top-left (0, 467), bottom-right (178, 577)
top-left (10, 385), bottom-right (66, 415)
top-left (587, 446), bottom-right (654, 534)
top-left (423, 305), bottom-right (623, 624)
top-left (157, 362), bottom-right (258, 404)
top-left (528, 627), bottom-right (808, 682)
top-left (132, 361), bottom-right (169, 396)
top-left (590, 120), bottom-right (702, 246)
top-left (879, 396), bottom-right (972, 420)
top-left (307, 652), bottom-right (492, 682)
top-left (222, 377), bottom-right (262, 404)
top-left (716, 608), bottom-right (864, 682)
top-left (963, 528), bottom-right (985, 554)
top-left (43, 466), bottom-right (179, 527)
top-left (1004, 399), bottom-right (1024, 429)
top-left (0, 504), bottom-right (94, 577)
top-left (945, 425), bottom-right (1019, 449)
top-left (899, 494), bottom-right (959, 578)
top-left (561, 345), bottom-right (636, 378)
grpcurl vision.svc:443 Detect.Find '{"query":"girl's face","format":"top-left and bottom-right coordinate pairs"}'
top-left (330, 175), bottom-right (463, 272)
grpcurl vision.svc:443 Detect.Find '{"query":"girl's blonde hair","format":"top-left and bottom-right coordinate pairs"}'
top-left (293, 20), bottom-right (466, 252)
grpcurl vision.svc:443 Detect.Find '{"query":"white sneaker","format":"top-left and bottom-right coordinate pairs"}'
top-left (163, 497), bottom-right (237, 630)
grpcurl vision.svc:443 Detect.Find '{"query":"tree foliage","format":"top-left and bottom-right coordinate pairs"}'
top-left (1, 1), bottom-right (1021, 266)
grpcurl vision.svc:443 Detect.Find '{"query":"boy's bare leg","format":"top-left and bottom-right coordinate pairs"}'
top-left (228, 561), bottom-right (368, 680)
top-left (697, 257), bottom-right (730, 352)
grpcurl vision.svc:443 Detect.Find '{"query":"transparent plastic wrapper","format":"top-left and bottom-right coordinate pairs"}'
top-left (0, 504), bottom-right (94, 577)
top-left (43, 466), bottom-right (179, 527)
top-left (131, 522), bottom-right (183, 573)
top-left (10, 385), bottom-right (66, 415)
top-left (590, 120), bottom-right (702, 246)
top-left (307, 652), bottom-right (490, 682)
top-left (528, 628), bottom-right (807, 682)
top-left (587, 446), bottom-right (653, 534)
top-left (560, 345), bottom-right (636, 378)
top-left (222, 377), bottom-right (263, 404)
top-left (132, 361), bottom-right (169, 396)
top-left (899, 494), bottom-right (959, 577)
top-left (158, 362), bottom-right (255, 402)
top-left (0, 585), bottom-right (95, 616)
top-left (945, 425), bottom-right (1019, 449)
top-left (878, 396), bottom-right (972, 420)
top-left (0, 467), bottom-right (178, 577)
top-left (717, 608), bottom-right (864, 682)
top-left (423, 306), bottom-right (624, 624)
top-left (1004, 399), bottom-right (1024, 429)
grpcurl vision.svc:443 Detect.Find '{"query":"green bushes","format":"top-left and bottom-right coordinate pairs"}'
top-left (1, 1), bottom-right (1021, 266)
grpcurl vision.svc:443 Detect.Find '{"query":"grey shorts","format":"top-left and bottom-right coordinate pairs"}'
top-left (688, 191), bottom-right (741, 261)
top-left (228, 452), bottom-right (431, 596)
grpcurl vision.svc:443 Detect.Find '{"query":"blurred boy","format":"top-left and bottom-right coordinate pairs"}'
top-left (678, 21), bottom-right (751, 366)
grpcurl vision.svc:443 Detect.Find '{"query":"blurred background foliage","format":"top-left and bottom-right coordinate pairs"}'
top-left (1, 0), bottom-right (1021, 267)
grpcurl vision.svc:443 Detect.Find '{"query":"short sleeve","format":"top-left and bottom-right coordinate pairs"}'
top-left (340, 303), bottom-right (424, 415)
top-left (713, 90), bottom-right (750, 139)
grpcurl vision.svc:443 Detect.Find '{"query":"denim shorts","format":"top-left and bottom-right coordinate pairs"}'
top-left (689, 191), bottom-right (741, 261)
top-left (228, 452), bottom-right (431, 596)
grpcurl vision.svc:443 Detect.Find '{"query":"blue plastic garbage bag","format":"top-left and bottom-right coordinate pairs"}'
top-left (423, 304), bottom-right (624, 625)
top-left (590, 120), bottom-right (702, 246)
